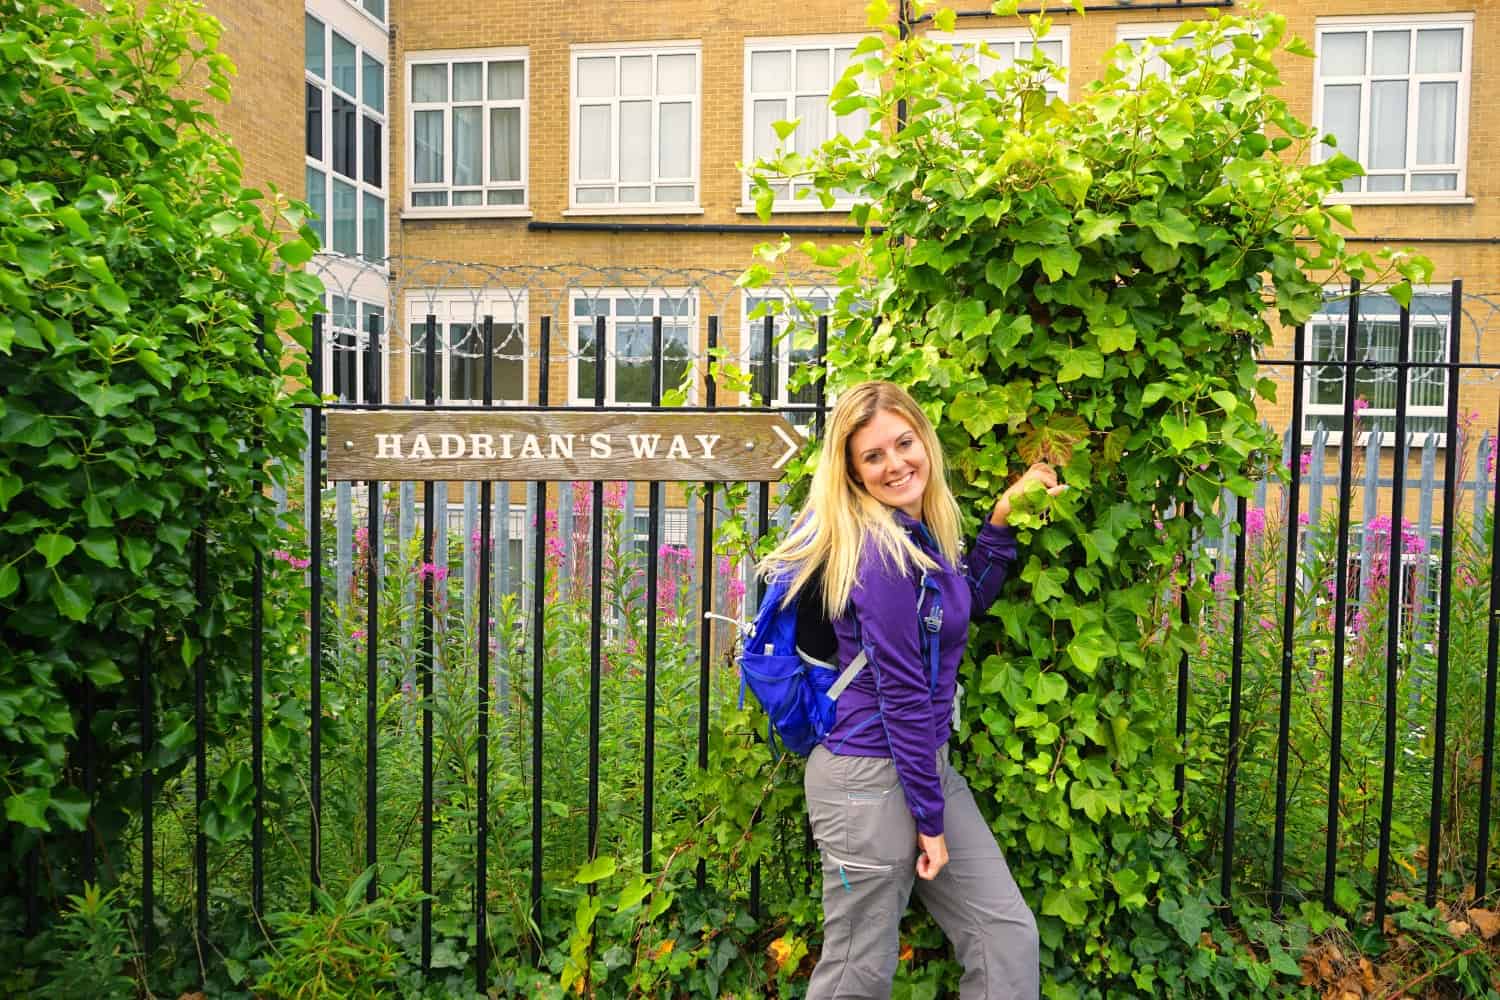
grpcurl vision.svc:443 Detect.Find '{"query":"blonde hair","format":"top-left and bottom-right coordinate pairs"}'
top-left (760, 381), bottom-right (962, 619)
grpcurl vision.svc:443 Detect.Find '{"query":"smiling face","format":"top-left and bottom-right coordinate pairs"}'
top-left (848, 408), bottom-right (930, 519)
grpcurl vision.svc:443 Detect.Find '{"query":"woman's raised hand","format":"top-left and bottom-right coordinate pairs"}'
top-left (989, 462), bottom-right (1067, 528)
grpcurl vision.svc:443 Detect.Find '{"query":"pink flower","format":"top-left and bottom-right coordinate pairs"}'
top-left (1298, 512), bottom-right (1311, 526)
top-left (1488, 446), bottom-right (1496, 481)
top-left (1401, 522), bottom-right (1427, 555)
top-left (1257, 617), bottom-right (1276, 632)
top-left (351, 628), bottom-right (366, 643)
top-left (604, 482), bottom-right (627, 510)
top-left (1352, 397), bottom-right (1371, 416)
top-left (271, 549), bottom-right (311, 569)
top-left (1350, 608), bottom-right (1367, 634)
top-left (1367, 514), bottom-right (1392, 537)
top-left (1212, 570), bottom-right (1232, 595)
top-left (1301, 451), bottom-right (1313, 475)
top-left (1246, 507), bottom-right (1266, 538)
top-left (415, 562), bottom-right (449, 583)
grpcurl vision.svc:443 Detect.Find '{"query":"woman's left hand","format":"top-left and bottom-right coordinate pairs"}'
top-left (990, 462), bottom-right (1067, 528)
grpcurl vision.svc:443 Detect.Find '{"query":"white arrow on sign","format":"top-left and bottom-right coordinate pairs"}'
top-left (771, 423), bottom-right (800, 470)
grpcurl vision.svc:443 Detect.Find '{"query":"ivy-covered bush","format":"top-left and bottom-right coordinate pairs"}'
top-left (748, 2), bottom-right (1430, 994)
top-left (0, 0), bottom-right (317, 927)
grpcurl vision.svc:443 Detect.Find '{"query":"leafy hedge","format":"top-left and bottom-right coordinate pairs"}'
top-left (0, 0), bottom-right (318, 904)
top-left (747, 3), bottom-right (1430, 995)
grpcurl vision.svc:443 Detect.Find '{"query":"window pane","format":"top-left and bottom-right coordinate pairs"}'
top-left (488, 189), bottom-right (524, 205)
top-left (575, 187), bottom-right (614, 204)
top-left (796, 49), bottom-right (829, 91)
top-left (412, 64), bottom-right (447, 103)
top-left (1416, 28), bottom-right (1463, 73)
top-left (657, 54), bottom-right (695, 95)
top-left (620, 55), bottom-right (651, 96)
top-left (576, 323), bottom-right (597, 399)
top-left (1371, 30), bottom-right (1409, 74)
top-left (793, 95), bottom-right (827, 156)
top-left (1368, 80), bottom-right (1407, 169)
top-left (489, 107), bottom-right (521, 183)
top-left (412, 191), bottom-right (447, 207)
top-left (449, 324), bottom-right (483, 401)
top-left (1321, 32), bottom-right (1365, 76)
top-left (413, 110), bottom-right (444, 184)
top-left (1320, 83), bottom-right (1361, 182)
top-left (579, 106), bottom-right (611, 180)
top-left (363, 117), bottom-right (382, 187)
top-left (332, 179), bottom-right (357, 255)
top-left (453, 107), bottom-right (482, 185)
top-left (332, 33), bottom-right (356, 95)
top-left (753, 99), bottom-right (784, 160)
top-left (578, 57), bottom-right (615, 98)
top-left (362, 53), bottom-right (384, 112)
top-left (751, 50), bottom-right (791, 92)
top-left (305, 166), bottom-right (326, 245)
top-left (495, 323), bottom-right (526, 401)
top-left (659, 102), bottom-right (691, 178)
top-left (410, 323), bottom-right (443, 400)
top-left (305, 15), bottom-right (324, 77)
top-left (453, 190), bottom-right (483, 206)
top-left (1411, 172), bottom-right (1457, 191)
top-left (619, 186), bottom-right (651, 202)
top-left (1416, 82), bottom-right (1458, 164)
top-left (1368, 175), bottom-right (1405, 192)
top-left (363, 0), bottom-right (384, 20)
top-left (453, 62), bottom-right (482, 101)
top-left (619, 101), bottom-right (651, 182)
top-left (489, 60), bottom-right (524, 100)
top-left (362, 193), bottom-right (384, 261)
top-left (332, 94), bottom-right (357, 179)
top-left (655, 184), bottom-right (694, 202)
top-left (306, 82), bottom-right (323, 159)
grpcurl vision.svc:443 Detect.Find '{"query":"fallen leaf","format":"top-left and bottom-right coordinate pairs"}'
top-left (1446, 918), bottom-right (1470, 938)
top-left (1469, 907), bottom-right (1500, 940)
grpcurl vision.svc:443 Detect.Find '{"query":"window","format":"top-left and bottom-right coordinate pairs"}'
top-left (406, 292), bottom-right (528, 404)
top-left (742, 290), bottom-right (831, 430)
top-left (324, 295), bottom-right (386, 403)
top-left (931, 28), bottom-right (1068, 102)
top-left (1314, 16), bottom-right (1472, 199)
top-left (570, 44), bottom-right (700, 210)
top-left (306, 9), bottom-right (387, 262)
top-left (570, 290), bottom-right (696, 404)
top-left (742, 37), bottom-right (869, 210)
top-left (1303, 289), bottom-right (1453, 444)
top-left (406, 50), bottom-right (528, 215)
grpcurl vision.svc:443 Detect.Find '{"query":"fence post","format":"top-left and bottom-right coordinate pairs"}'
top-left (464, 481), bottom-right (479, 625)
top-left (1415, 432), bottom-right (1439, 634)
top-left (336, 481), bottom-right (353, 611)
top-left (1358, 430), bottom-right (1380, 608)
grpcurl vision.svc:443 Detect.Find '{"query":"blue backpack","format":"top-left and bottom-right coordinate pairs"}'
top-left (735, 571), bottom-right (944, 757)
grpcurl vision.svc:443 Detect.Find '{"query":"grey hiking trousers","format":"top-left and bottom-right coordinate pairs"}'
top-left (804, 745), bottom-right (1040, 1000)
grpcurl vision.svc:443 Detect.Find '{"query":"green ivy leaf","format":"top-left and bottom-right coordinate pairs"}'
top-left (575, 855), bottom-right (617, 884)
top-left (36, 533), bottom-right (76, 567)
top-left (50, 576), bottom-right (92, 621)
top-left (0, 564), bottom-right (18, 599)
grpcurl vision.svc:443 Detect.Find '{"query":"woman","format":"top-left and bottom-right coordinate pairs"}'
top-left (761, 381), bottom-right (1059, 999)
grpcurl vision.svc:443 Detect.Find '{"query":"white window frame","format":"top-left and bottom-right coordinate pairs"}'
top-left (566, 42), bottom-right (703, 215)
top-left (306, 0), bottom-right (389, 265)
top-left (927, 27), bottom-right (1070, 102)
top-left (739, 34), bottom-right (872, 214)
top-left (340, 0), bottom-right (385, 27)
top-left (1301, 288), bottom-right (1453, 448)
top-left (567, 289), bottom-right (699, 405)
top-left (405, 290), bottom-right (529, 405)
top-left (404, 48), bottom-right (530, 219)
top-left (323, 293), bottom-right (389, 404)
top-left (1312, 13), bottom-right (1473, 205)
top-left (739, 288), bottom-right (834, 428)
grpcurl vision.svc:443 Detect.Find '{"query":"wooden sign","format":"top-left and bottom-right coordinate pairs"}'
top-left (325, 410), bottom-right (803, 482)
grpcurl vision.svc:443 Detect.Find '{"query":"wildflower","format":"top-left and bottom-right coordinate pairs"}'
top-left (1352, 397), bottom-right (1371, 416)
top-left (1212, 570), bottom-right (1232, 595)
top-left (1350, 609), bottom-right (1367, 635)
top-left (415, 562), bottom-right (449, 583)
top-left (1298, 512), bottom-right (1311, 527)
top-left (1401, 522), bottom-right (1427, 555)
top-left (1488, 446), bottom-right (1496, 481)
top-left (352, 628), bottom-right (366, 643)
top-left (604, 481), bottom-right (627, 510)
top-left (1246, 507), bottom-right (1266, 538)
top-left (1366, 514), bottom-right (1392, 537)
top-left (727, 574), bottom-right (747, 605)
top-left (1258, 617), bottom-right (1276, 632)
top-left (1301, 451), bottom-right (1313, 475)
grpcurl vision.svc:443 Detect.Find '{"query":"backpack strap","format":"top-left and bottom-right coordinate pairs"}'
top-left (918, 569), bottom-right (943, 696)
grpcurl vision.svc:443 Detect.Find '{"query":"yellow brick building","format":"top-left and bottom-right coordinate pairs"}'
top-left (205, 0), bottom-right (1500, 534)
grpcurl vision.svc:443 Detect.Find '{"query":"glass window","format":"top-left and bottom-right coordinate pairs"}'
top-left (571, 292), bottom-right (696, 404)
top-left (331, 179), bottom-right (357, 255)
top-left (332, 32), bottom-right (357, 96)
top-left (1315, 18), bottom-right (1471, 196)
top-left (305, 82), bottom-right (322, 159)
top-left (1303, 289), bottom-right (1453, 442)
top-left (305, 15), bottom-right (324, 77)
top-left (407, 301), bottom-right (527, 403)
top-left (362, 192), bottom-right (384, 262)
top-left (363, 0), bottom-right (385, 21)
top-left (571, 47), bottom-right (699, 208)
top-left (332, 94), bottom-right (357, 179)
top-left (408, 53), bottom-right (528, 212)
top-left (744, 291), bottom-right (831, 430)
top-left (362, 53), bottom-right (384, 113)
top-left (305, 166), bottom-right (326, 245)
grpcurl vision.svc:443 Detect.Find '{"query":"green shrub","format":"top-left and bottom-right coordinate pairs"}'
top-left (0, 0), bottom-right (318, 930)
top-left (746, 2), bottom-right (1430, 995)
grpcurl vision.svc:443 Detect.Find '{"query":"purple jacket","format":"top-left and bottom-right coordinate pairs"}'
top-left (823, 511), bottom-right (1018, 836)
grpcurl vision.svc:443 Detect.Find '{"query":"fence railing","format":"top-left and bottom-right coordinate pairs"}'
top-left (29, 262), bottom-right (1500, 991)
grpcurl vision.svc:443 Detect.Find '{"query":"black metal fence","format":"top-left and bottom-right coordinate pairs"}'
top-left (23, 264), bottom-right (1500, 990)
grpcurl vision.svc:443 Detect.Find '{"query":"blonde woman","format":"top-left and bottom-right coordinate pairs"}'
top-left (762, 381), bottom-right (1058, 999)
